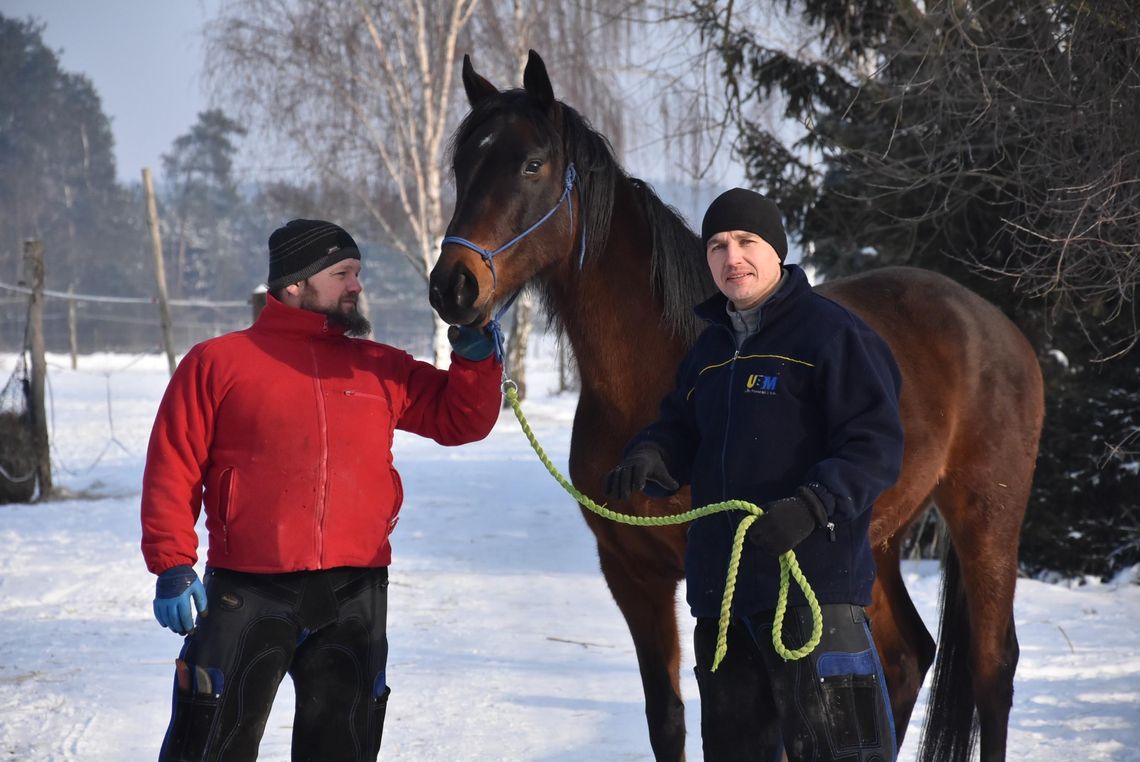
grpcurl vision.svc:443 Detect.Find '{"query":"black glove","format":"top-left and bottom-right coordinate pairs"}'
top-left (747, 486), bottom-right (830, 556)
top-left (604, 443), bottom-right (679, 500)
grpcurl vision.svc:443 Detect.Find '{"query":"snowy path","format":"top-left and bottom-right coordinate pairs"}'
top-left (0, 349), bottom-right (1137, 760)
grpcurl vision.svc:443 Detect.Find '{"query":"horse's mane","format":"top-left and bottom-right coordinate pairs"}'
top-left (630, 177), bottom-right (717, 345)
top-left (450, 91), bottom-right (716, 346)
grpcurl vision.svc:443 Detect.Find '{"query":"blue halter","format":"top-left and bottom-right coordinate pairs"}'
top-left (440, 163), bottom-right (586, 362)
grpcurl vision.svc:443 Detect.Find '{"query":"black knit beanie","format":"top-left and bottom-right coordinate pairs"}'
top-left (700, 188), bottom-right (788, 262)
top-left (267, 219), bottom-right (361, 290)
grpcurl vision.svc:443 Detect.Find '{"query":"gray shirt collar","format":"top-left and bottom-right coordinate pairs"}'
top-left (726, 270), bottom-right (787, 348)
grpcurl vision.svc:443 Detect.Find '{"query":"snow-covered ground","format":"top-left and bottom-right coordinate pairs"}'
top-left (1, 337), bottom-right (1138, 761)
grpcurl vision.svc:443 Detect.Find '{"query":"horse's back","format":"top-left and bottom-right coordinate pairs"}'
top-left (818, 266), bottom-right (1044, 536)
top-left (819, 265), bottom-right (1042, 412)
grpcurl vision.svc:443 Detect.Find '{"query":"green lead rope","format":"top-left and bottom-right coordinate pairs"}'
top-left (503, 381), bottom-right (823, 669)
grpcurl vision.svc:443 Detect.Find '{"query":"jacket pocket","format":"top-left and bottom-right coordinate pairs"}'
top-left (388, 469), bottom-right (404, 533)
top-left (343, 389), bottom-right (388, 403)
top-left (215, 467), bottom-right (237, 556)
top-left (342, 388), bottom-right (395, 432)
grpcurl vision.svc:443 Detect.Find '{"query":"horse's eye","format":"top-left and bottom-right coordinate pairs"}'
top-left (523, 159), bottom-right (543, 175)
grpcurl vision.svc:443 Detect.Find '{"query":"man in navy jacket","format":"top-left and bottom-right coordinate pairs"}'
top-left (606, 188), bottom-right (905, 761)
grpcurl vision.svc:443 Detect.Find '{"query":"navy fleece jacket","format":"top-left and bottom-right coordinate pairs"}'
top-left (630, 265), bottom-right (904, 617)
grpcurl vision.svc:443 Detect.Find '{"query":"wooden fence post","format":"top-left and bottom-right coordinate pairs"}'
top-left (22, 240), bottom-right (52, 500)
top-left (142, 167), bottom-right (177, 376)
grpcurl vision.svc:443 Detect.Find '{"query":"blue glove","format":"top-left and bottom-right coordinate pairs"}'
top-left (448, 325), bottom-right (496, 361)
top-left (153, 565), bottom-right (207, 635)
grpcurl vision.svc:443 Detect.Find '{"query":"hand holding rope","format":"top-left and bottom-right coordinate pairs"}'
top-left (501, 379), bottom-right (823, 669)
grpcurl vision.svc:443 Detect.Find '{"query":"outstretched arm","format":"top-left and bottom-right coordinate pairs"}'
top-left (396, 346), bottom-right (503, 446)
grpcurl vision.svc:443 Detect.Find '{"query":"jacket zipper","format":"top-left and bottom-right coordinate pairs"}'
top-left (310, 339), bottom-right (330, 568)
top-left (720, 347), bottom-right (740, 501)
top-left (718, 318), bottom-right (765, 501)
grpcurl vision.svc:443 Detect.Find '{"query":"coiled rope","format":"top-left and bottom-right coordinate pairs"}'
top-left (502, 380), bottom-right (822, 669)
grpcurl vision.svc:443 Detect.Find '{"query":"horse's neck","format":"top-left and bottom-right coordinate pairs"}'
top-left (549, 180), bottom-right (688, 414)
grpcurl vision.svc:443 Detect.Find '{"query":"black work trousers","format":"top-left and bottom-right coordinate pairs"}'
top-left (694, 604), bottom-right (896, 762)
top-left (159, 566), bottom-right (391, 762)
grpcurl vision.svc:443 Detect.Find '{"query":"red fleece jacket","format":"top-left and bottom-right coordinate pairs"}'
top-left (141, 295), bottom-right (501, 575)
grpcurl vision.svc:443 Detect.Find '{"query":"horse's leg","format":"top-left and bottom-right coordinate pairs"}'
top-left (595, 531), bottom-right (687, 762)
top-left (933, 472), bottom-right (1027, 762)
top-left (869, 532), bottom-right (937, 749)
top-left (867, 464), bottom-right (942, 751)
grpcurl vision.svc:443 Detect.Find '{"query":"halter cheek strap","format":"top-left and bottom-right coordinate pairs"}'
top-left (440, 163), bottom-right (587, 363)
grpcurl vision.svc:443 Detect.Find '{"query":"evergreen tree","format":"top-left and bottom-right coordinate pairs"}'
top-left (160, 109), bottom-right (258, 299)
top-left (0, 14), bottom-right (145, 298)
top-left (693, 0), bottom-right (1140, 578)
top-left (0, 14), bottom-right (154, 353)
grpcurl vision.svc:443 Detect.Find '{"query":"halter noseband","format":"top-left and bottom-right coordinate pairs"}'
top-left (440, 163), bottom-right (586, 362)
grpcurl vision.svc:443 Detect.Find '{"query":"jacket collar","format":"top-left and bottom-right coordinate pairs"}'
top-left (694, 264), bottom-right (811, 328)
top-left (253, 292), bottom-right (348, 338)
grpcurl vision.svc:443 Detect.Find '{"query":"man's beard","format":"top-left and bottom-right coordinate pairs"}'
top-left (326, 305), bottom-right (372, 337)
top-left (299, 287), bottom-right (372, 337)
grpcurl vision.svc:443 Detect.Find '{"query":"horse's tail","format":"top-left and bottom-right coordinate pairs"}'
top-left (917, 544), bottom-right (979, 762)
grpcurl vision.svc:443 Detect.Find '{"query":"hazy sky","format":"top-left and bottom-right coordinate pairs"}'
top-left (3, 0), bottom-right (218, 183)
top-left (2, 0), bottom-right (744, 215)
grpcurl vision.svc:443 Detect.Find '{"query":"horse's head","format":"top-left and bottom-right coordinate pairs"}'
top-left (430, 50), bottom-right (601, 327)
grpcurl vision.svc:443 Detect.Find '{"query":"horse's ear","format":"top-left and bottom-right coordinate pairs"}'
top-left (523, 50), bottom-right (554, 110)
top-left (462, 54), bottom-right (499, 107)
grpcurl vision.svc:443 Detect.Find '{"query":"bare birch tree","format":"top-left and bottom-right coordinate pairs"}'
top-left (206, 0), bottom-right (479, 365)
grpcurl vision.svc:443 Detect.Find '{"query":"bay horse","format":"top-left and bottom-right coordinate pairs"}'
top-left (429, 50), bottom-right (1043, 762)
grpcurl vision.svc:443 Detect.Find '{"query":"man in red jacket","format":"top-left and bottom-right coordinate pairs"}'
top-left (141, 219), bottom-right (502, 761)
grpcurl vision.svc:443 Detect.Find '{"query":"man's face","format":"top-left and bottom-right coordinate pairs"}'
top-left (293, 259), bottom-right (371, 336)
top-left (705, 230), bottom-right (782, 310)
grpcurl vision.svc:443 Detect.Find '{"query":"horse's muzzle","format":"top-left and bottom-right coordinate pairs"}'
top-left (428, 260), bottom-right (484, 326)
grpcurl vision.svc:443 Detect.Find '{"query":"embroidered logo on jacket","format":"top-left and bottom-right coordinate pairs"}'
top-left (745, 373), bottom-right (778, 395)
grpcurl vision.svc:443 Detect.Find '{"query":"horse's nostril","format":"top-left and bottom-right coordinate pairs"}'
top-left (451, 266), bottom-right (477, 310)
top-left (428, 262), bottom-right (482, 325)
